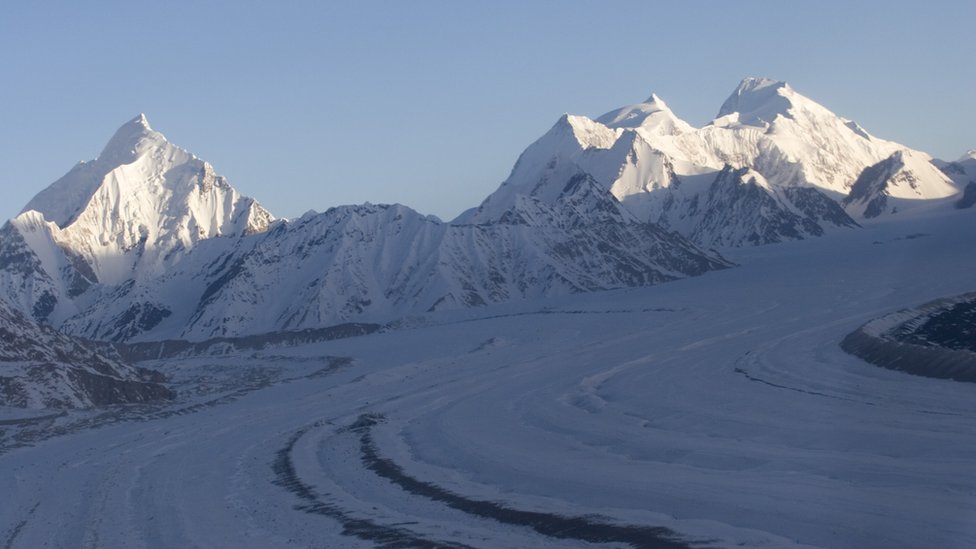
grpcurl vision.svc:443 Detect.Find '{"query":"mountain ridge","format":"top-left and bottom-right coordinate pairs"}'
top-left (470, 77), bottom-right (961, 245)
top-left (0, 77), bottom-right (968, 344)
top-left (1, 112), bottom-right (730, 342)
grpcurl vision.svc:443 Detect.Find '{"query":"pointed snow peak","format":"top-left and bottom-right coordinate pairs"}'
top-left (97, 113), bottom-right (168, 165)
top-left (132, 113), bottom-right (152, 130)
top-left (550, 113), bottom-right (618, 149)
top-left (960, 149), bottom-right (976, 162)
top-left (645, 92), bottom-right (665, 105)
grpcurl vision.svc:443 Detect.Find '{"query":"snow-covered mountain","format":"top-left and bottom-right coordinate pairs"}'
top-left (471, 77), bottom-right (960, 245)
top-left (1, 115), bottom-right (728, 342)
top-left (842, 149), bottom-right (958, 218)
top-left (0, 297), bottom-right (172, 408)
top-left (55, 178), bottom-right (728, 342)
top-left (170, 181), bottom-right (727, 340)
top-left (0, 79), bottom-right (968, 343)
top-left (1, 115), bottom-right (272, 326)
top-left (935, 150), bottom-right (976, 209)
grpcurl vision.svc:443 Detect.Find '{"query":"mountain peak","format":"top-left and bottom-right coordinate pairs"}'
top-left (98, 113), bottom-right (167, 166)
top-left (131, 113), bottom-right (152, 130)
top-left (734, 77), bottom-right (789, 94)
top-left (645, 92), bottom-right (665, 104)
top-left (715, 77), bottom-right (796, 126)
top-left (18, 114), bottom-right (273, 281)
top-left (595, 92), bottom-right (692, 134)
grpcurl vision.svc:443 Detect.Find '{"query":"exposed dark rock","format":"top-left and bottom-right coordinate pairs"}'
top-left (841, 293), bottom-right (976, 382)
top-left (956, 182), bottom-right (976, 209)
top-left (104, 322), bottom-right (381, 362)
top-left (0, 299), bottom-right (173, 408)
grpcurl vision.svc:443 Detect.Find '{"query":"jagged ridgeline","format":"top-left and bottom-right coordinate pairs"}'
top-left (0, 78), bottom-right (968, 345)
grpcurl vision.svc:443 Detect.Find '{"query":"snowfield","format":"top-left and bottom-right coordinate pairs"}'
top-left (1, 208), bottom-right (974, 548)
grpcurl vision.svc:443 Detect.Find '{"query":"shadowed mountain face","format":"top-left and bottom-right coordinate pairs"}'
top-left (0, 298), bottom-right (172, 408)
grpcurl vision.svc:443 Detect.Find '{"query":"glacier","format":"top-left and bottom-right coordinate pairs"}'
top-left (1, 206), bottom-right (974, 547)
top-left (0, 77), bottom-right (974, 548)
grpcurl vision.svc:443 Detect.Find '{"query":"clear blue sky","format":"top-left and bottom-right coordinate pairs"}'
top-left (1, 1), bottom-right (973, 223)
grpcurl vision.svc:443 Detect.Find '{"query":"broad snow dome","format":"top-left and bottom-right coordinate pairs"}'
top-left (713, 77), bottom-right (797, 127)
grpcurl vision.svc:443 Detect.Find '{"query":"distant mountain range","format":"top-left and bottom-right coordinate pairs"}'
top-left (470, 77), bottom-right (961, 244)
top-left (0, 77), bottom-right (970, 352)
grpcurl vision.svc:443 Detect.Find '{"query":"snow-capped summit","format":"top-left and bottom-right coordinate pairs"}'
top-left (0, 82), bottom-right (965, 343)
top-left (714, 77), bottom-right (795, 127)
top-left (1, 115), bottom-right (274, 332)
top-left (596, 93), bottom-right (693, 135)
top-left (16, 115), bottom-right (273, 287)
top-left (22, 114), bottom-right (164, 227)
top-left (934, 149), bottom-right (976, 209)
top-left (97, 113), bottom-right (164, 165)
top-left (471, 77), bottom-right (960, 247)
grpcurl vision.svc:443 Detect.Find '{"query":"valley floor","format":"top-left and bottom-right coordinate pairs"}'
top-left (2, 210), bottom-right (975, 548)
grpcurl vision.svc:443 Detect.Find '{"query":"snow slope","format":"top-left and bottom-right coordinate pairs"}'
top-left (843, 150), bottom-right (960, 218)
top-left (936, 150), bottom-right (976, 209)
top-left (1, 207), bottom-right (974, 547)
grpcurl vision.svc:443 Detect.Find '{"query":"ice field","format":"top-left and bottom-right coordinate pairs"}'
top-left (1, 208), bottom-right (975, 548)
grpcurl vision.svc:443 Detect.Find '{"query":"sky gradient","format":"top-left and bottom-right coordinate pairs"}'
top-left (1, 1), bottom-right (973, 223)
